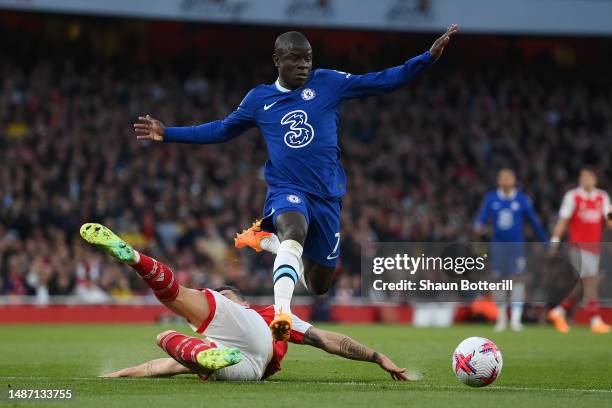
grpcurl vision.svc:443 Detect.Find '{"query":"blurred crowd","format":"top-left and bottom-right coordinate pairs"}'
top-left (1, 28), bottom-right (612, 303)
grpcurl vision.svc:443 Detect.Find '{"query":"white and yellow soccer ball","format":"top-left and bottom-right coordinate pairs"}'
top-left (452, 337), bottom-right (503, 387)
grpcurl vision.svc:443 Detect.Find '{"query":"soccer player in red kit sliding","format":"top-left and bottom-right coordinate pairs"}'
top-left (79, 223), bottom-right (409, 381)
top-left (548, 168), bottom-right (612, 334)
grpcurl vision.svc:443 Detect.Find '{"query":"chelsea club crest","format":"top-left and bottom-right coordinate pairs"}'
top-left (301, 88), bottom-right (316, 101)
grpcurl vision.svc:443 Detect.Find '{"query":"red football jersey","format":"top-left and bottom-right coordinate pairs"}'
top-left (251, 305), bottom-right (311, 379)
top-left (559, 187), bottom-right (610, 253)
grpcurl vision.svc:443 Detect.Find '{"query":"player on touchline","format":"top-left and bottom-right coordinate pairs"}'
top-left (134, 26), bottom-right (458, 341)
top-left (474, 168), bottom-right (548, 332)
top-left (80, 223), bottom-right (409, 381)
top-left (548, 168), bottom-right (612, 334)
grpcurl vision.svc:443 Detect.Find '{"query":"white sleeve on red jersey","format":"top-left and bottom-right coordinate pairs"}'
top-left (559, 190), bottom-right (576, 220)
top-left (600, 190), bottom-right (611, 217)
top-left (289, 313), bottom-right (312, 344)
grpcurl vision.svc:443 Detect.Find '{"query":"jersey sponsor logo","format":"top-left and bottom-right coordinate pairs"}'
top-left (281, 110), bottom-right (315, 148)
top-left (263, 101), bottom-right (278, 111)
top-left (301, 88), bottom-right (316, 100)
top-left (496, 208), bottom-right (515, 230)
top-left (326, 232), bottom-right (341, 260)
top-left (286, 194), bottom-right (301, 204)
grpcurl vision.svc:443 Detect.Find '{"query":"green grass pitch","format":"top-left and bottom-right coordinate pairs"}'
top-left (1, 323), bottom-right (611, 407)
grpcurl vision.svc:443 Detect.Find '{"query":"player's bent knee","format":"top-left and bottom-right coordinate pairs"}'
top-left (308, 272), bottom-right (333, 295)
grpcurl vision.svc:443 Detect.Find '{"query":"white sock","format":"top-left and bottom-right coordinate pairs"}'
top-left (510, 282), bottom-right (525, 325)
top-left (261, 234), bottom-right (280, 253)
top-left (262, 234), bottom-right (306, 288)
top-left (273, 240), bottom-right (303, 313)
top-left (591, 315), bottom-right (603, 326)
top-left (494, 290), bottom-right (507, 325)
top-left (496, 301), bottom-right (508, 325)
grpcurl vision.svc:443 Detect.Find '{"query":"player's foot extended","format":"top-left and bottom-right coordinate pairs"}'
top-left (591, 320), bottom-right (611, 334)
top-left (79, 223), bottom-right (137, 264)
top-left (547, 309), bottom-right (569, 334)
top-left (270, 309), bottom-right (292, 342)
top-left (234, 219), bottom-right (272, 252)
top-left (196, 348), bottom-right (242, 371)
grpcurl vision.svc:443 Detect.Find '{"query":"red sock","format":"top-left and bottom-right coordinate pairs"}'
top-left (131, 253), bottom-right (179, 302)
top-left (585, 300), bottom-right (601, 321)
top-left (157, 331), bottom-right (213, 366)
top-left (560, 297), bottom-right (577, 312)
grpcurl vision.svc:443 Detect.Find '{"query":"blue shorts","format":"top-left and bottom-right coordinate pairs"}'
top-left (489, 243), bottom-right (526, 278)
top-left (260, 187), bottom-right (341, 268)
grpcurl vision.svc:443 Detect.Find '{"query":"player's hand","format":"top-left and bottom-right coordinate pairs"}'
top-left (134, 115), bottom-right (165, 142)
top-left (375, 353), bottom-right (409, 381)
top-left (429, 24), bottom-right (459, 60)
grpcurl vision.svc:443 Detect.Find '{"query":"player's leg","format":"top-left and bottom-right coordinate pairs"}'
top-left (302, 258), bottom-right (335, 295)
top-left (266, 210), bottom-right (307, 340)
top-left (493, 289), bottom-right (508, 332)
top-left (509, 254), bottom-right (527, 331)
top-left (79, 223), bottom-right (210, 326)
top-left (581, 250), bottom-right (610, 333)
top-left (156, 330), bottom-right (241, 373)
top-left (547, 246), bottom-right (585, 333)
top-left (80, 223), bottom-right (243, 372)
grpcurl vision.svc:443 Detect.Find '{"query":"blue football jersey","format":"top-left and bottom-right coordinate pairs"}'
top-left (475, 189), bottom-right (548, 242)
top-left (164, 51), bottom-right (436, 199)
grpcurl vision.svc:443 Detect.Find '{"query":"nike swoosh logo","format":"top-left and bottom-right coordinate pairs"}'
top-left (326, 254), bottom-right (339, 260)
top-left (263, 101), bottom-right (278, 111)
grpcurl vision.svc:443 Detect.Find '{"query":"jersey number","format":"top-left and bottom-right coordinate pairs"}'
top-left (281, 110), bottom-right (315, 148)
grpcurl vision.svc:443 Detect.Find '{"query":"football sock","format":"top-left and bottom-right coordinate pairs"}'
top-left (273, 240), bottom-right (303, 313)
top-left (510, 282), bottom-right (525, 325)
top-left (157, 331), bottom-right (212, 366)
top-left (494, 290), bottom-right (507, 324)
top-left (261, 234), bottom-right (306, 287)
top-left (261, 234), bottom-right (280, 253)
top-left (585, 300), bottom-right (601, 326)
top-left (130, 253), bottom-right (179, 302)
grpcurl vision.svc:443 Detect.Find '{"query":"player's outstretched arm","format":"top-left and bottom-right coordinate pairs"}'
top-left (133, 90), bottom-right (256, 145)
top-left (333, 24), bottom-right (458, 99)
top-left (102, 358), bottom-right (192, 378)
top-left (302, 327), bottom-right (408, 381)
top-left (134, 115), bottom-right (166, 142)
top-left (429, 24), bottom-right (459, 60)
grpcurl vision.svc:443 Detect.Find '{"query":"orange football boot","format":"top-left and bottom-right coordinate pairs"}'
top-left (591, 320), bottom-right (611, 334)
top-left (547, 309), bottom-right (570, 334)
top-left (269, 308), bottom-right (292, 342)
top-left (234, 219), bottom-right (272, 253)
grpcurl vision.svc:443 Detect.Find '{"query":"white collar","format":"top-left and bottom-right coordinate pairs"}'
top-left (578, 187), bottom-right (597, 198)
top-left (497, 188), bottom-right (517, 200)
top-left (275, 79), bottom-right (291, 93)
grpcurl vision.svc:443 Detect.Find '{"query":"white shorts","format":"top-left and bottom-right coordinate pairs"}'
top-left (569, 247), bottom-right (600, 278)
top-left (190, 289), bottom-right (273, 381)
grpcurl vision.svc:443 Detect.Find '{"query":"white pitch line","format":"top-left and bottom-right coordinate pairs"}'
top-left (1, 377), bottom-right (611, 394)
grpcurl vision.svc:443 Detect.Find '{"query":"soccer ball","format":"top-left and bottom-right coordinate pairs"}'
top-left (452, 337), bottom-right (503, 387)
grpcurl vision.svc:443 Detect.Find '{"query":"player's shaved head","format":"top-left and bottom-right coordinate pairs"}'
top-left (274, 31), bottom-right (311, 56)
top-left (272, 31), bottom-right (313, 90)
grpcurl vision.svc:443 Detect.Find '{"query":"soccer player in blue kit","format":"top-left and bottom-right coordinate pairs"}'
top-left (134, 25), bottom-right (459, 340)
top-left (474, 168), bottom-right (548, 332)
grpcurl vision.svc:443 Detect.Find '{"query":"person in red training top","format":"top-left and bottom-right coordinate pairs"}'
top-left (548, 168), bottom-right (612, 334)
top-left (80, 223), bottom-right (408, 381)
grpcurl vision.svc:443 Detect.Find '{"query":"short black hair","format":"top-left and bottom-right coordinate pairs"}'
top-left (213, 285), bottom-right (245, 301)
top-left (274, 31), bottom-right (310, 56)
